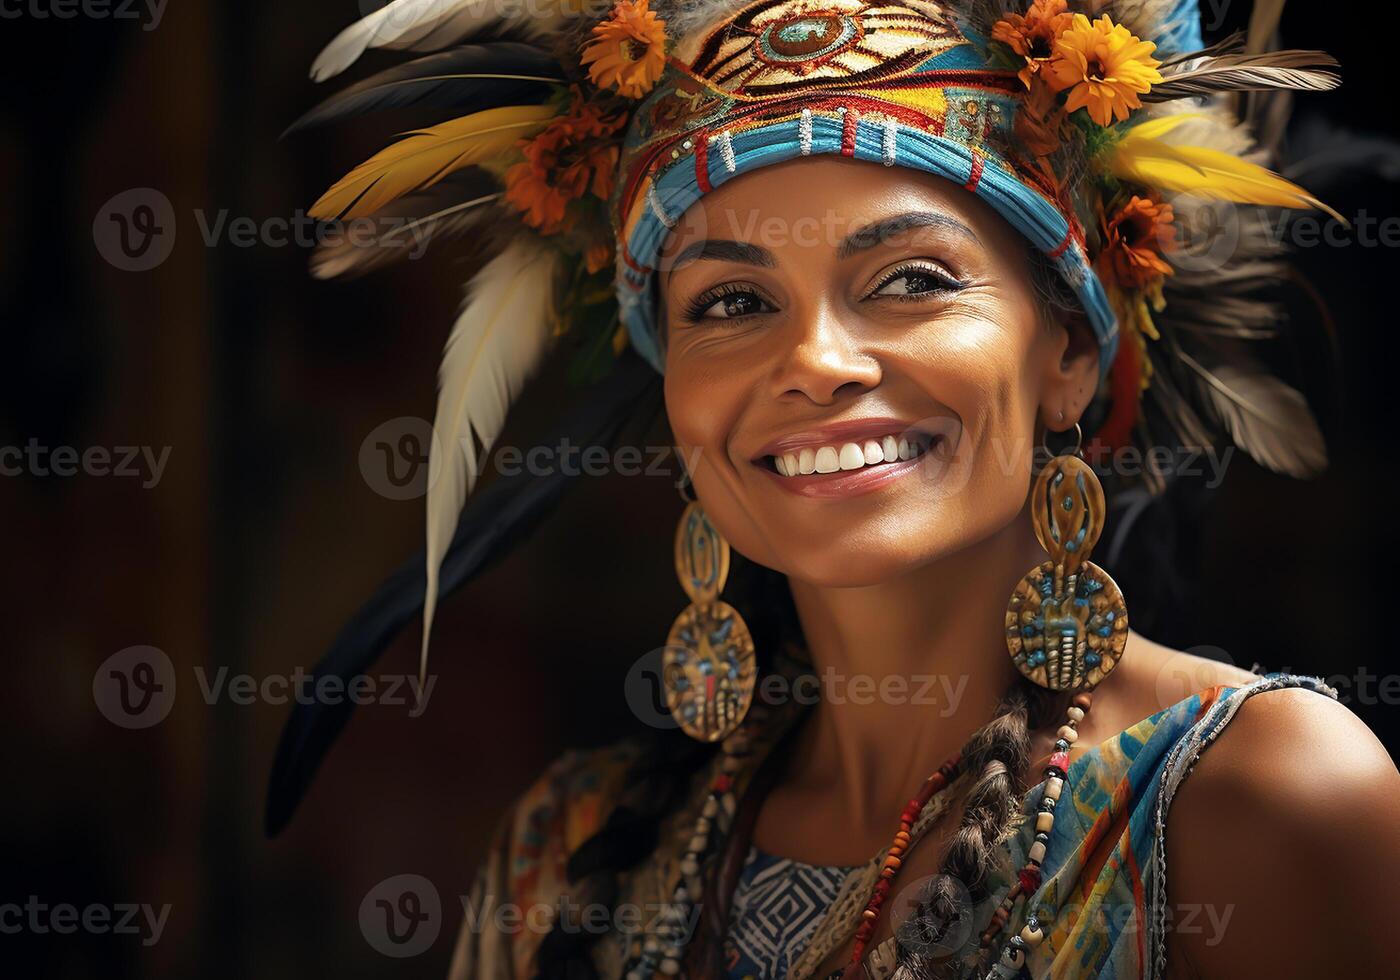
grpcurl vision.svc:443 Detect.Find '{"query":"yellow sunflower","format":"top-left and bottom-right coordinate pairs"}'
top-left (582, 0), bottom-right (668, 100)
top-left (1045, 13), bottom-right (1162, 127)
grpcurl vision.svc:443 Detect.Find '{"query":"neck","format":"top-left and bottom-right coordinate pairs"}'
top-left (781, 503), bottom-right (1043, 825)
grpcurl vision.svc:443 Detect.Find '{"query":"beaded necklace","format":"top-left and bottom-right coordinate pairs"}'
top-left (622, 690), bottom-right (1088, 980)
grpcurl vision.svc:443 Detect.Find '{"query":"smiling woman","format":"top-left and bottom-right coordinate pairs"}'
top-left (273, 0), bottom-right (1400, 978)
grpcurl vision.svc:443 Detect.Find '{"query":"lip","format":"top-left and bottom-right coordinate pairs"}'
top-left (749, 416), bottom-right (926, 461)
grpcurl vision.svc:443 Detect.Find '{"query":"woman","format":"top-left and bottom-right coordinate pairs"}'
top-left (271, 0), bottom-right (1400, 976)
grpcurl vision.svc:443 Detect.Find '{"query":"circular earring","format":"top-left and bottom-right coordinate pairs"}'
top-left (662, 477), bottom-right (757, 742)
top-left (1005, 423), bottom-right (1129, 691)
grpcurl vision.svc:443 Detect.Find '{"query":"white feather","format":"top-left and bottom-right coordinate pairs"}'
top-left (311, 0), bottom-right (566, 82)
top-left (421, 238), bottom-right (560, 679)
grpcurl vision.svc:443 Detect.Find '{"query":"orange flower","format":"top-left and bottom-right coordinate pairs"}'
top-left (1098, 195), bottom-right (1175, 290)
top-left (582, 0), bottom-right (668, 99)
top-left (504, 96), bottom-right (626, 235)
top-left (991, 0), bottom-right (1074, 88)
top-left (1045, 13), bottom-right (1162, 126)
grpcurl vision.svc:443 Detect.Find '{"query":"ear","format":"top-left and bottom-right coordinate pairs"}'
top-left (1040, 311), bottom-right (1099, 432)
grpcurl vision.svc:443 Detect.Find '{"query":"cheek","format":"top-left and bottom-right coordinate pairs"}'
top-left (663, 359), bottom-right (743, 476)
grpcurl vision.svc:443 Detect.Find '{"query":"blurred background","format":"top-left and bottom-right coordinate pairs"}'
top-left (1, 1), bottom-right (1397, 978)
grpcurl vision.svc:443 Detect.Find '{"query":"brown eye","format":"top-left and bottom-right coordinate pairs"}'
top-left (683, 284), bottom-right (776, 323)
top-left (870, 263), bottom-right (962, 298)
top-left (706, 292), bottom-right (767, 318)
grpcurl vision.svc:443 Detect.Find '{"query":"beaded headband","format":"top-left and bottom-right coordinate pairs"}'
top-left (290, 0), bottom-right (1340, 672)
top-left (611, 0), bottom-right (1123, 374)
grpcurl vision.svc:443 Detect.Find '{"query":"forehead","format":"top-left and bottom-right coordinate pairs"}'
top-left (657, 156), bottom-right (1013, 259)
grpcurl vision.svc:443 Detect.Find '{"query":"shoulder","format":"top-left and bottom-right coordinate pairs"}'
top-left (1163, 683), bottom-right (1400, 978)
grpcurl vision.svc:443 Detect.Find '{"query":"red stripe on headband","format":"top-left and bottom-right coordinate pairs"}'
top-left (964, 151), bottom-right (984, 193)
top-left (840, 109), bottom-right (858, 157)
top-left (1048, 228), bottom-right (1074, 259)
top-left (622, 242), bottom-right (651, 277)
top-left (694, 132), bottom-right (712, 194)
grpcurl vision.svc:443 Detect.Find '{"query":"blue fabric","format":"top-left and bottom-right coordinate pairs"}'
top-left (619, 114), bottom-right (1117, 378)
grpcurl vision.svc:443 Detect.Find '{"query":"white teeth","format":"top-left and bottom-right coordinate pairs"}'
top-left (770, 432), bottom-right (927, 476)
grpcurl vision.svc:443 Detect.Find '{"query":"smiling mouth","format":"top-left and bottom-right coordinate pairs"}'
top-left (760, 431), bottom-right (936, 477)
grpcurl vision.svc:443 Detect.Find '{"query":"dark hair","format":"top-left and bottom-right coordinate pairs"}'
top-left (533, 557), bottom-right (799, 979)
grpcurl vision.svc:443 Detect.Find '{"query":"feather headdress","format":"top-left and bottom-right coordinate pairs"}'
top-left (270, 0), bottom-right (1347, 828)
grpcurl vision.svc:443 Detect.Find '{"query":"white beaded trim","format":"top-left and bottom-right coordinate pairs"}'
top-left (647, 184), bottom-right (675, 229)
top-left (799, 109), bottom-right (813, 156)
top-left (882, 118), bottom-right (899, 167)
top-left (714, 129), bottom-right (737, 173)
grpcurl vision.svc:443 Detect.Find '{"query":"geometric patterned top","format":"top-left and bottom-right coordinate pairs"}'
top-left (724, 846), bottom-right (859, 979)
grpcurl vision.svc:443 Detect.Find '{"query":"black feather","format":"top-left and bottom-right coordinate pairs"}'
top-left (264, 352), bottom-right (662, 836)
top-left (283, 42), bottom-right (564, 138)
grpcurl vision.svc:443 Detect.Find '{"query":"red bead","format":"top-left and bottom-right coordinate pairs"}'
top-left (1048, 751), bottom-right (1069, 773)
top-left (1018, 866), bottom-right (1042, 893)
top-left (713, 774), bottom-right (733, 793)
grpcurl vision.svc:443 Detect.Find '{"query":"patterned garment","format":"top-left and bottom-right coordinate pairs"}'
top-left (448, 672), bottom-right (1336, 980)
top-left (723, 846), bottom-right (860, 979)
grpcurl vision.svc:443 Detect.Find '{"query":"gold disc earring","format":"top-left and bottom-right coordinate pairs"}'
top-left (662, 481), bottom-right (757, 742)
top-left (1005, 423), bottom-right (1129, 691)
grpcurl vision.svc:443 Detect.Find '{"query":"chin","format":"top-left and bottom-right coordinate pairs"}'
top-left (739, 506), bottom-right (988, 588)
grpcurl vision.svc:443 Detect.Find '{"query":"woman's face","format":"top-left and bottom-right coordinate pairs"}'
top-left (659, 157), bottom-right (1097, 587)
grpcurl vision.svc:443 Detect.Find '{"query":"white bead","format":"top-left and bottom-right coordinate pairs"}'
top-left (1029, 840), bottom-right (1047, 863)
top-left (1057, 725), bottom-right (1079, 744)
top-left (1067, 706), bottom-right (1085, 723)
top-left (1045, 776), bottom-right (1063, 801)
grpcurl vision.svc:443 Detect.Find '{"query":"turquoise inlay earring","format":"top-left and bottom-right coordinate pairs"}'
top-left (1005, 423), bottom-right (1129, 692)
top-left (662, 469), bottom-right (757, 742)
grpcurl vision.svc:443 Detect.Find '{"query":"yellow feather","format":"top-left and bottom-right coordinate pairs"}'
top-left (310, 104), bottom-right (556, 220)
top-left (1110, 121), bottom-right (1345, 224)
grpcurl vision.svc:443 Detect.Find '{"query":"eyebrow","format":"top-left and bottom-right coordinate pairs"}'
top-left (836, 211), bottom-right (980, 260)
top-left (668, 239), bottom-right (777, 269)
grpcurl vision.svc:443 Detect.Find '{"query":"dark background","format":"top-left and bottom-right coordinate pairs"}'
top-left (1, 2), bottom-right (1396, 978)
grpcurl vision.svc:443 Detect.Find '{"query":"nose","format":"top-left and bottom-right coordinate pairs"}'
top-left (768, 303), bottom-right (882, 405)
